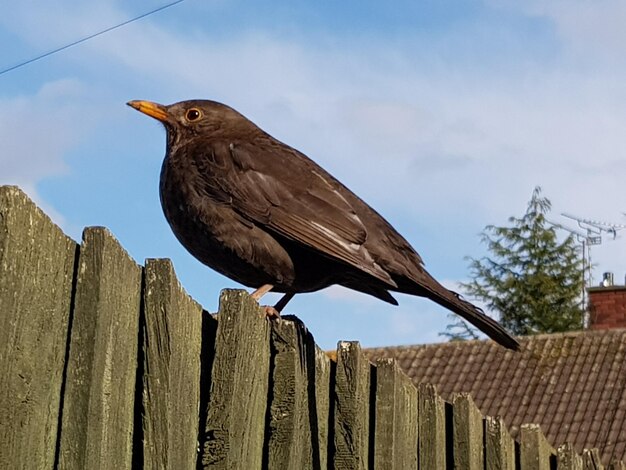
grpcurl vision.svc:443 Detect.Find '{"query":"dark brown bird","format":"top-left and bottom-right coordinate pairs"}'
top-left (127, 99), bottom-right (519, 350)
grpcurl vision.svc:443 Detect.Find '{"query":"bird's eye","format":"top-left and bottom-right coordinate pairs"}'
top-left (186, 108), bottom-right (201, 121)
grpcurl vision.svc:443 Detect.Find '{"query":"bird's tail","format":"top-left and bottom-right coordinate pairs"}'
top-left (400, 275), bottom-right (520, 351)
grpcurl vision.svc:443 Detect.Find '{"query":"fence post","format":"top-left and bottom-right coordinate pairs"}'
top-left (373, 358), bottom-right (418, 470)
top-left (418, 383), bottom-right (446, 469)
top-left (265, 316), bottom-right (330, 470)
top-left (57, 227), bottom-right (142, 470)
top-left (453, 393), bottom-right (484, 470)
top-left (582, 448), bottom-right (604, 469)
top-left (200, 289), bottom-right (271, 469)
top-left (311, 338), bottom-right (331, 470)
top-left (520, 423), bottom-right (556, 470)
top-left (333, 341), bottom-right (371, 470)
top-left (485, 416), bottom-right (515, 470)
top-left (141, 259), bottom-right (203, 470)
top-left (607, 459), bottom-right (626, 470)
top-left (0, 186), bottom-right (77, 470)
top-left (558, 442), bottom-right (584, 470)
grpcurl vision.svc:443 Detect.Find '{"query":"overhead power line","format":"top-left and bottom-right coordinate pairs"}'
top-left (0, 0), bottom-right (187, 77)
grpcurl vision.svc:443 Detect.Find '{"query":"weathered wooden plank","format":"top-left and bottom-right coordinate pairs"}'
top-left (57, 227), bottom-right (142, 470)
top-left (201, 289), bottom-right (271, 469)
top-left (0, 186), bottom-right (76, 470)
top-left (373, 358), bottom-right (418, 470)
top-left (582, 448), bottom-right (604, 470)
top-left (453, 393), bottom-right (484, 470)
top-left (557, 442), bottom-right (584, 470)
top-left (266, 318), bottom-right (306, 469)
top-left (485, 416), bottom-right (515, 470)
top-left (394, 363), bottom-right (418, 470)
top-left (418, 382), bottom-right (446, 470)
top-left (373, 358), bottom-right (398, 468)
top-left (311, 340), bottom-right (331, 470)
top-left (520, 423), bottom-right (555, 470)
top-left (141, 258), bottom-right (203, 470)
top-left (265, 316), bottom-right (330, 470)
top-left (333, 341), bottom-right (371, 470)
top-left (607, 459), bottom-right (626, 470)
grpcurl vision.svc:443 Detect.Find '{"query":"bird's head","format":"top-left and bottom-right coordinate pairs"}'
top-left (127, 99), bottom-right (250, 148)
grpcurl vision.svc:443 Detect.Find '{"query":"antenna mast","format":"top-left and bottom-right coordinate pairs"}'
top-left (554, 213), bottom-right (626, 325)
top-left (560, 213), bottom-right (626, 288)
top-left (547, 219), bottom-right (594, 313)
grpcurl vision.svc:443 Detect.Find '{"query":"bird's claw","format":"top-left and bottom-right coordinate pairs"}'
top-left (263, 306), bottom-right (281, 320)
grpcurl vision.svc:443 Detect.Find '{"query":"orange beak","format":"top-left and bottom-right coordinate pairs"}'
top-left (127, 100), bottom-right (169, 122)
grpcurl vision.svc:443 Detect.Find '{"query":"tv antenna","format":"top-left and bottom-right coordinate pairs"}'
top-left (561, 213), bottom-right (626, 241)
top-left (552, 213), bottom-right (625, 321)
top-left (547, 219), bottom-right (594, 312)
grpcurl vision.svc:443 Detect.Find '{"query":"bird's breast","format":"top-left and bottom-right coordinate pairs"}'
top-left (157, 155), bottom-right (300, 288)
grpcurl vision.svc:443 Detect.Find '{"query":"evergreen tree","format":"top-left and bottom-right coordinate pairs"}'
top-left (447, 187), bottom-right (585, 338)
top-left (440, 313), bottom-right (480, 342)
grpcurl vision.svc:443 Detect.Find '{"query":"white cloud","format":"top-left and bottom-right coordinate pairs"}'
top-left (322, 285), bottom-right (382, 306)
top-left (0, 79), bottom-right (94, 222)
top-left (490, 0), bottom-right (626, 65)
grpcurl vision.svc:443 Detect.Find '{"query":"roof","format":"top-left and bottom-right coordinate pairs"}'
top-left (364, 328), bottom-right (626, 465)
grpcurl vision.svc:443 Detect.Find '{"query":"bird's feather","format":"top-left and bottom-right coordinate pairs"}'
top-left (195, 139), bottom-right (398, 288)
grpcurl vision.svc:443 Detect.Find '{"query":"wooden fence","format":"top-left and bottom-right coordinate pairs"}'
top-left (0, 184), bottom-right (624, 470)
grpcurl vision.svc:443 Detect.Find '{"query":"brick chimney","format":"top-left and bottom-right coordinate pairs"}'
top-left (588, 273), bottom-right (626, 330)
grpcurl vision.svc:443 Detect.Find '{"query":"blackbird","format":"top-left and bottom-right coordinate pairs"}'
top-left (128, 99), bottom-right (519, 350)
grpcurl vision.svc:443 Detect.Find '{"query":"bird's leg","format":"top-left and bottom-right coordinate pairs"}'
top-left (251, 284), bottom-right (274, 301)
top-left (273, 293), bottom-right (295, 313)
top-left (250, 284), bottom-right (281, 319)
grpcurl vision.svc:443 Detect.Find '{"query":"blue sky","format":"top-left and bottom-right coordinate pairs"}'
top-left (1, 1), bottom-right (625, 350)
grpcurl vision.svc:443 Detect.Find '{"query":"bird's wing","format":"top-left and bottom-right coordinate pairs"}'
top-left (199, 140), bottom-right (397, 288)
